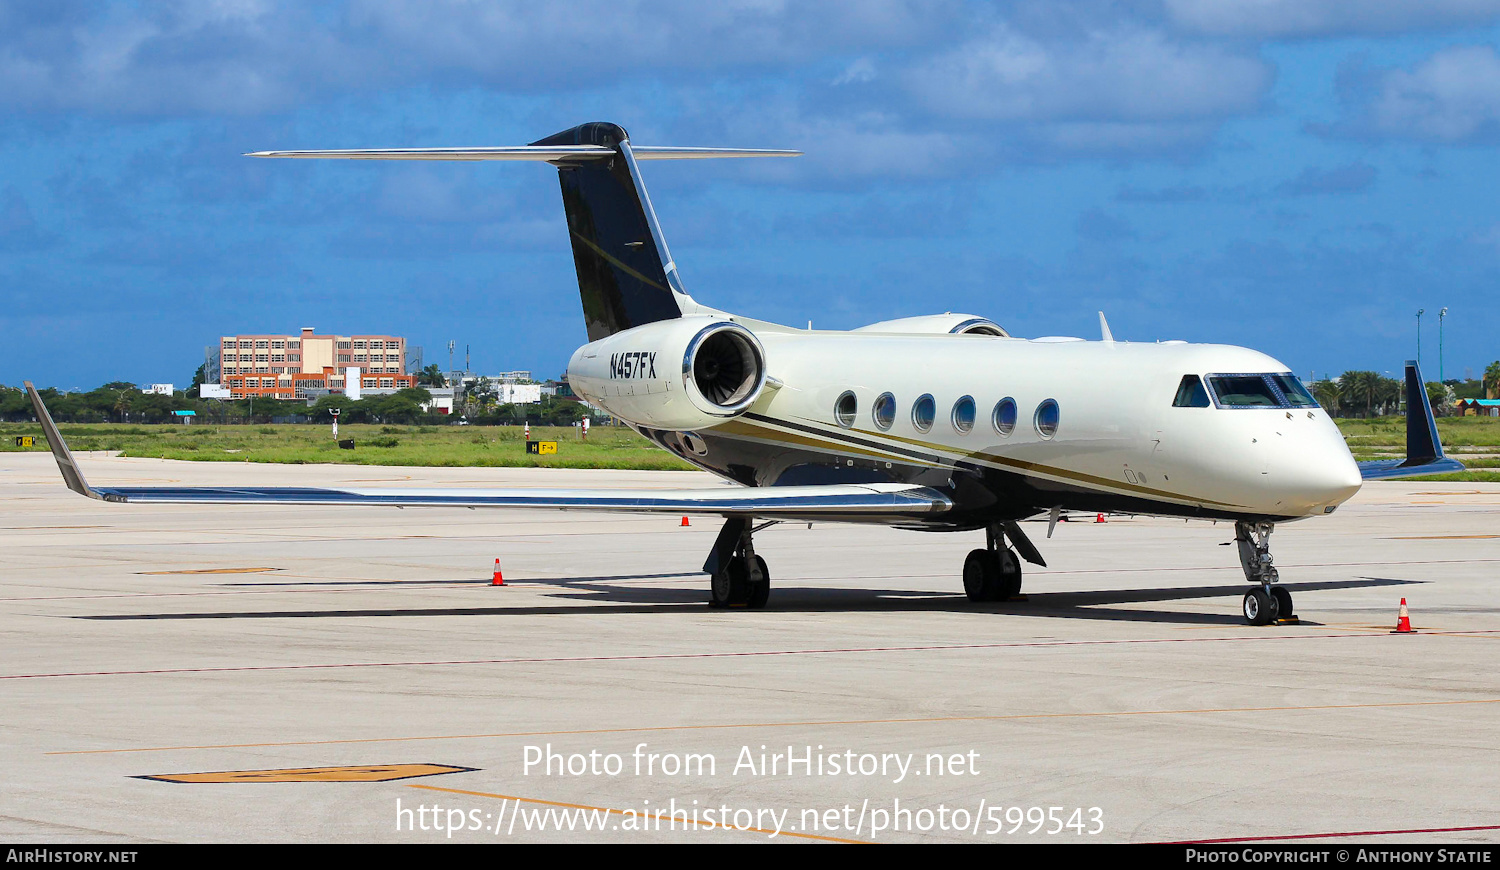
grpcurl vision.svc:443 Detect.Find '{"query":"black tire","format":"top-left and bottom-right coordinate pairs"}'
top-left (747, 556), bottom-right (770, 609)
top-left (999, 548), bottom-right (1023, 600)
top-left (710, 556), bottom-right (751, 608)
top-left (1270, 586), bottom-right (1293, 619)
top-left (963, 549), bottom-right (1001, 602)
top-left (1243, 588), bottom-right (1279, 626)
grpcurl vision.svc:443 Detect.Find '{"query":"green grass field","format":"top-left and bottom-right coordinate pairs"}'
top-left (0, 422), bottom-right (696, 471)
top-left (4, 415), bottom-right (1498, 479)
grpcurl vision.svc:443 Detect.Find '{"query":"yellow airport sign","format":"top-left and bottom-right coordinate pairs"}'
top-left (526, 440), bottom-right (558, 455)
top-left (15, 436), bottom-right (34, 447)
top-left (136, 764), bottom-right (476, 783)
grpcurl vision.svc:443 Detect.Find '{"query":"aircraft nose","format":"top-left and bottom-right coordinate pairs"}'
top-left (1276, 434), bottom-right (1362, 512)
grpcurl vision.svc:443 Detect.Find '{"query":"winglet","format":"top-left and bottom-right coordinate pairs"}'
top-left (23, 382), bottom-right (101, 500)
top-left (1403, 359), bottom-right (1442, 465)
top-left (1356, 361), bottom-right (1465, 479)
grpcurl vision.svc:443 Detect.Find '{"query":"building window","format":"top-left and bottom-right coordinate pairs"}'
top-left (380, 379), bottom-right (394, 388)
top-left (289, 354), bottom-right (300, 362)
top-left (338, 354), bottom-right (351, 363)
top-left (255, 354), bottom-right (268, 362)
top-left (289, 341), bottom-right (300, 349)
top-left (271, 354), bottom-right (285, 363)
top-left (271, 340), bottom-right (285, 349)
top-left (255, 340), bottom-right (268, 348)
top-left (354, 354), bottom-right (367, 362)
top-left (353, 341), bottom-right (366, 349)
top-left (363, 378), bottom-right (377, 388)
top-left (239, 340), bottom-right (252, 349)
top-left (337, 341), bottom-right (351, 349)
top-left (369, 341), bottom-right (384, 349)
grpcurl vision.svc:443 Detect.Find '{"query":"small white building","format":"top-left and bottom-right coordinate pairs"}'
top-left (142, 383), bottom-right (174, 395)
top-left (496, 383), bottom-right (542, 404)
top-left (421, 387), bottom-right (456, 415)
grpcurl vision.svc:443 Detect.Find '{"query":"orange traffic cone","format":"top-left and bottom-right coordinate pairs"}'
top-left (1393, 598), bottom-right (1413, 633)
top-left (680, 516), bottom-right (690, 527)
top-left (491, 558), bottom-right (505, 587)
top-left (1095, 513), bottom-right (1106, 523)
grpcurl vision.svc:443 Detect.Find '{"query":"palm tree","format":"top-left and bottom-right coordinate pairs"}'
top-left (113, 388), bottom-right (133, 423)
top-left (1310, 380), bottom-right (1341, 414)
top-left (1485, 361), bottom-right (1500, 399)
top-left (418, 364), bottom-right (447, 388)
top-left (1337, 371), bottom-right (1378, 418)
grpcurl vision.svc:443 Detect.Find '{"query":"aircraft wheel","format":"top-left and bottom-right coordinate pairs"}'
top-left (747, 556), bottom-right (770, 609)
top-left (963, 549), bottom-right (1001, 602)
top-left (1269, 586), bottom-right (1293, 620)
top-left (1243, 588), bottom-right (1279, 626)
top-left (710, 556), bottom-right (751, 608)
top-left (999, 548), bottom-right (1023, 600)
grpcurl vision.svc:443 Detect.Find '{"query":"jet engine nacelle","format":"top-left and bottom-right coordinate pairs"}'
top-left (852, 314), bottom-right (1008, 336)
top-left (567, 317), bottom-right (768, 429)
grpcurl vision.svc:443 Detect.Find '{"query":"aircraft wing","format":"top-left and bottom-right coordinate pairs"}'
top-left (22, 383), bottom-right (950, 519)
top-left (1356, 361), bottom-right (1466, 480)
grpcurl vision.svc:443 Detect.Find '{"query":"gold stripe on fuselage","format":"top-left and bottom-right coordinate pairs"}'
top-left (711, 414), bottom-right (1248, 512)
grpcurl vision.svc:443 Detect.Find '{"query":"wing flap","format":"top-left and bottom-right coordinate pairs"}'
top-left (88, 483), bottom-right (952, 516)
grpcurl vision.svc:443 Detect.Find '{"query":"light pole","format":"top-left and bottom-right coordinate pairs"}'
top-left (1416, 309), bottom-right (1424, 368)
top-left (1439, 307), bottom-right (1448, 384)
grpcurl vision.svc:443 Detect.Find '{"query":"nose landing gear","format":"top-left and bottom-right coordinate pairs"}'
top-left (1236, 521), bottom-right (1294, 625)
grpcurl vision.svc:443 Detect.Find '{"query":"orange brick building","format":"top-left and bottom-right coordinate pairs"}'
top-left (219, 328), bottom-right (414, 400)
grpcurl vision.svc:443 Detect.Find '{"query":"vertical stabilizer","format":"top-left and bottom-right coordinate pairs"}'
top-left (530, 122), bottom-right (685, 340)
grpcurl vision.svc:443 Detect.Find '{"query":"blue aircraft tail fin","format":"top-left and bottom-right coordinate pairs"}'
top-left (1357, 360), bottom-right (1465, 480)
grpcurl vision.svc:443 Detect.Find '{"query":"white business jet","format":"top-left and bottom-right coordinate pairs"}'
top-left (26, 122), bottom-right (1462, 624)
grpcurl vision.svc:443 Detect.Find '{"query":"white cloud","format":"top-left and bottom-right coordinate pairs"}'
top-left (1361, 44), bottom-right (1500, 142)
top-left (1165, 0), bottom-right (1500, 39)
top-left (903, 25), bottom-right (1271, 123)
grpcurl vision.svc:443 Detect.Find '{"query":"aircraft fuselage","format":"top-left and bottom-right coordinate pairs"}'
top-left (589, 330), bottom-right (1363, 528)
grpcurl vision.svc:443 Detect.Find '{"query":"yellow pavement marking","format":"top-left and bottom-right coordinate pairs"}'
top-left (53, 698), bottom-right (1500, 756)
top-left (137, 763), bottom-right (474, 783)
top-left (405, 783), bottom-right (868, 843)
top-left (138, 567), bottom-right (282, 575)
top-left (1386, 534), bottom-right (1500, 540)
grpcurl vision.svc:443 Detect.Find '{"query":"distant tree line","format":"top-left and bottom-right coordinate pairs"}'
top-left (1311, 363), bottom-right (1499, 418)
top-left (0, 382), bottom-right (588, 426)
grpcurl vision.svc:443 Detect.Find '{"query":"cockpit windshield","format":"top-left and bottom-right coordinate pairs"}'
top-left (1270, 374), bottom-right (1318, 407)
top-left (1207, 373), bottom-right (1320, 409)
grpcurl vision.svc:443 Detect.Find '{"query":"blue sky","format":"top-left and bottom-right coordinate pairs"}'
top-left (2, 0), bottom-right (1499, 390)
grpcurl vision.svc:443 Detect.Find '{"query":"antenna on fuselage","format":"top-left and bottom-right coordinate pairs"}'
top-left (1098, 312), bottom-right (1114, 343)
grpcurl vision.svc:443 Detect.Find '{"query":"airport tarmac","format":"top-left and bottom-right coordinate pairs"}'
top-left (1, 451), bottom-right (1497, 844)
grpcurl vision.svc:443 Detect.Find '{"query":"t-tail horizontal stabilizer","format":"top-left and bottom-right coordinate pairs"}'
top-left (1356, 361), bottom-right (1465, 480)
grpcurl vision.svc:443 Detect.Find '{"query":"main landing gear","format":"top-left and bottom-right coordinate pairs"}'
top-left (705, 517), bottom-right (771, 609)
top-left (964, 523), bottom-right (1025, 602)
top-left (1236, 521), bottom-right (1294, 626)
